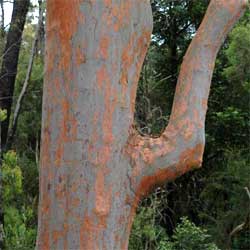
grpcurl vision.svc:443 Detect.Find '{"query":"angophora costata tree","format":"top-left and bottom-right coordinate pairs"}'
top-left (36, 0), bottom-right (248, 249)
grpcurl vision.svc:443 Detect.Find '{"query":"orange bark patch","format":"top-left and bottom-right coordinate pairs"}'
top-left (94, 171), bottom-right (111, 219)
top-left (55, 174), bottom-right (67, 200)
top-left (40, 109), bottom-right (52, 168)
top-left (94, 64), bottom-right (117, 166)
top-left (221, 0), bottom-right (242, 14)
top-left (47, 0), bottom-right (84, 75)
top-left (38, 181), bottom-right (51, 250)
top-left (177, 143), bottom-right (204, 172)
top-left (96, 65), bottom-right (108, 91)
top-left (38, 107), bottom-right (53, 249)
top-left (202, 98), bottom-right (208, 110)
top-left (182, 119), bottom-right (196, 141)
top-left (38, 220), bottom-right (50, 250)
top-left (171, 99), bottom-right (188, 120)
top-left (98, 35), bottom-right (110, 60)
top-left (54, 99), bottom-right (78, 167)
top-left (102, 1), bottom-right (132, 32)
top-left (103, 0), bottom-right (112, 6)
top-left (76, 47), bottom-right (86, 65)
top-left (55, 144), bottom-right (63, 167)
top-left (120, 30), bottom-right (151, 113)
top-left (102, 85), bottom-right (116, 145)
top-left (80, 216), bottom-right (97, 250)
top-left (61, 99), bottom-right (78, 142)
top-left (52, 223), bottom-right (69, 248)
top-left (142, 147), bottom-right (155, 165)
top-left (135, 143), bottom-right (204, 198)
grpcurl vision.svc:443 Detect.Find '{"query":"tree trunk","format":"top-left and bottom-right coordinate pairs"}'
top-left (6, 0), bottom-right (43, 149)
top-left (0, 0), bottom-right (4, 39)
top-left (36, 0), bottom-right (247, 249)
top-left (0, 0), bottom-right (30, 148)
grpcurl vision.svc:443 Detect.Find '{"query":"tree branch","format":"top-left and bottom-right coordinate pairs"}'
top-left (6, 0), bottom-right (43, 149)
top-left (0, 0), bottom-right (4, 38)
top-left (229, 187), bottom-right (250, 239)
top-left (126, 0), bottom-right (248, 198)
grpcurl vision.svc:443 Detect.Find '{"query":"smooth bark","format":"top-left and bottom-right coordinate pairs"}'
top-left (37, 0), bottom-right (248, 249)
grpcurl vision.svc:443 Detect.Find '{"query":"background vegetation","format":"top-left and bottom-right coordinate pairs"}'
top-left (0, 1), bottom-right (249, 249)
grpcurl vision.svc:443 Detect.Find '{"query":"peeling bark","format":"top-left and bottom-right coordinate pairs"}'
top-left (37, 0), bottom-right (247, 249)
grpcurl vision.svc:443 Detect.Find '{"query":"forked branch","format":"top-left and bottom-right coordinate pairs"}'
top-left (126, 0), bottom-right (248, 197)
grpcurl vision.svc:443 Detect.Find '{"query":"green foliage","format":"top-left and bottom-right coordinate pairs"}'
top-left (200, 13), bottom-right (250, 248)
top-left (18, 155), bottom-right (39, 202)
top-left (130, 214), bottom-right (220, 250)
top-left (0, 109), bottom-right (7, 122)
top-left (200, 149), bottom-right (250, 249)
top-left (135, 0), bottom-right (209, 135)
top-left (1, 1), bottom-right (249, 249)
top-left (4, 207), bottom-right (36, 250)
top-left (2, 151), bottom-right (22, 207)
top-left (171, 217), bottom-right (220, 250)
top-left (129, 200), bottom-right (168, 250)
top-left (215, 107), bottom-right (245, 124)
top-left (223, 24), bottom-right (250, 84)
top-left (13, 22), bottom-right (43, 156)
top-left (133, 5), bottom-right (250, 250)
top-left (1, 7), bottom-right (42, 248)
top-left (2, 151), bottom-right (37, 250)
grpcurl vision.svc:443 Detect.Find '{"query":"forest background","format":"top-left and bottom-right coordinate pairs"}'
top-left (0, 0), bottom-right (249, 249)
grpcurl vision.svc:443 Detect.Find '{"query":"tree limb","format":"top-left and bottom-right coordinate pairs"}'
top-left (6, 0), bottom-right (43, 148)
top-left (0, 0), bottom-right (30, 148)
top-left (0, 0), bottom-right (4, 38)
top-left (229, 187), bottom-right (250, 239)
top-left (126, 0), bottom-right (248, 197)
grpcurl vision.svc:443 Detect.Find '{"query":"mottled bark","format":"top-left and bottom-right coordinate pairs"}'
top-left (0, 0), bottom-right (30, 148)
top-left (37, 0), bottom-right (247, 249)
